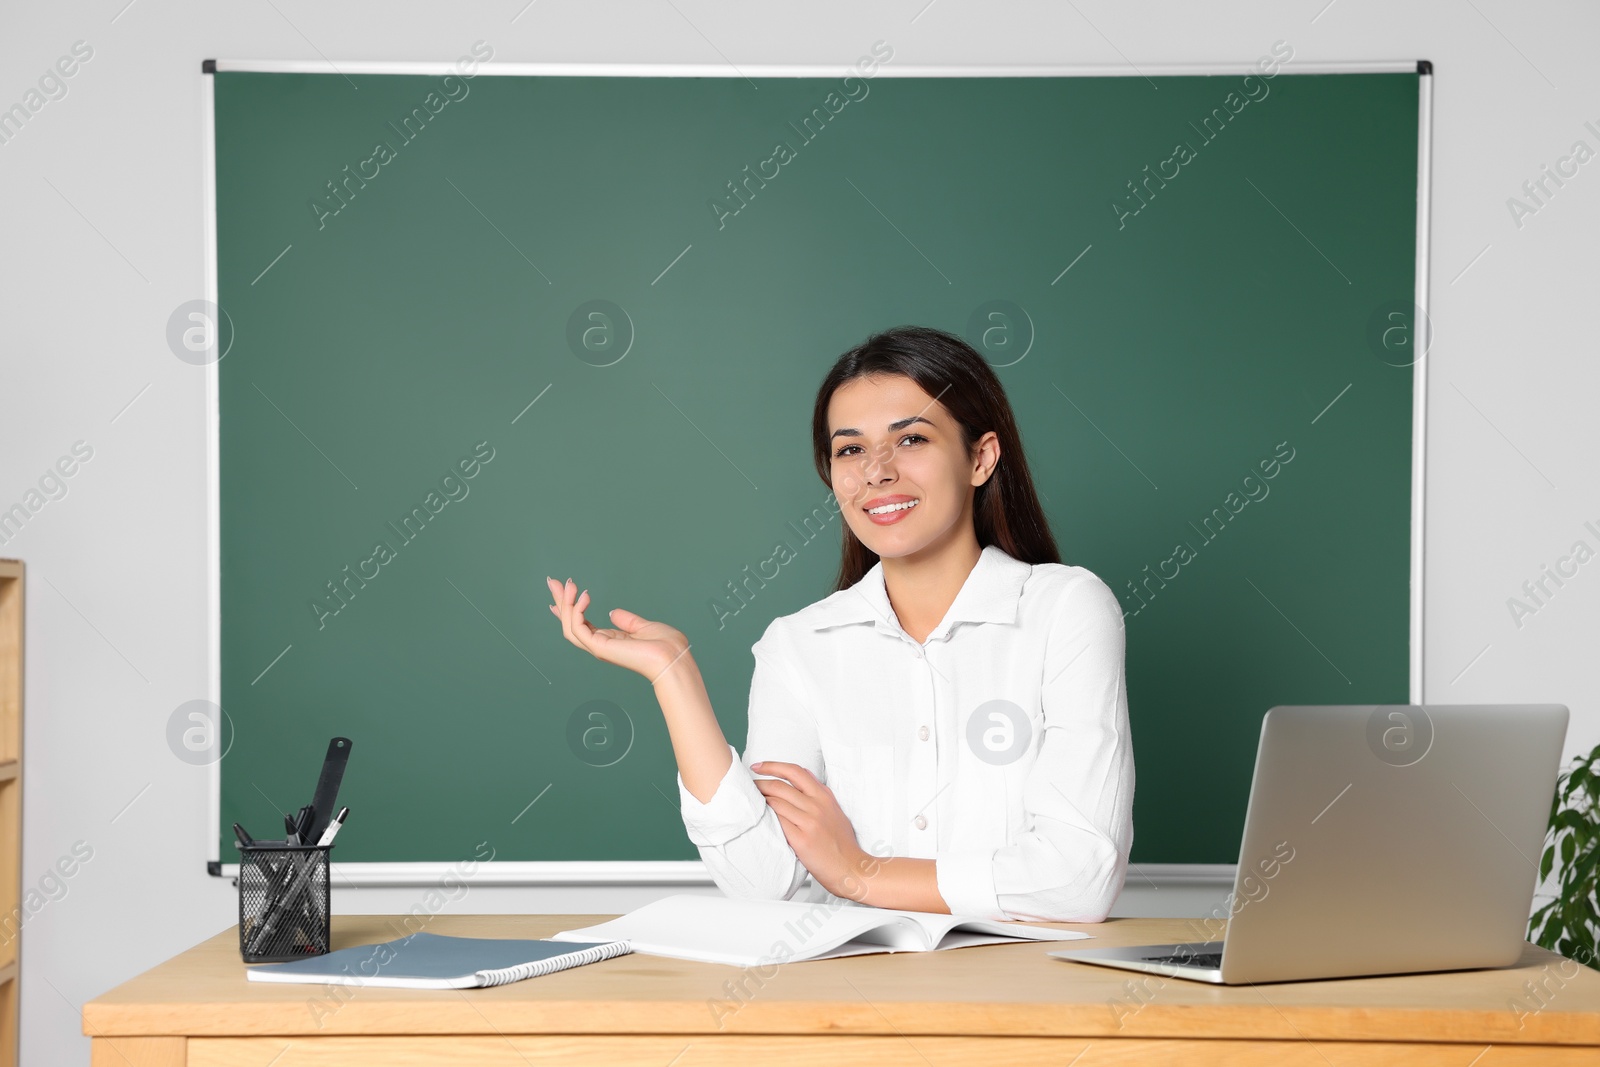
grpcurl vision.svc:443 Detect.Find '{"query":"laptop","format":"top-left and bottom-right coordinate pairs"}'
top-left (1050, 704), bottom-right (1568, 984)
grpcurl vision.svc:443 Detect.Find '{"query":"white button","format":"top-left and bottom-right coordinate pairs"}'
top-left (912, 646), bottom-right (922, 658)
top-left (918, 725), bottom-right (929, 741)
top-left (914, 814), bottom-right (928, 830)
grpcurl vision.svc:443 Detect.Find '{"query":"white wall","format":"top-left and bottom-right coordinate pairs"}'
top-left (3, 1), bottom-right (1597, 1062)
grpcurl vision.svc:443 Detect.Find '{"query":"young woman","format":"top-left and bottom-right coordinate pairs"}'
top-left (546, 325), bottom-right (1134, 922)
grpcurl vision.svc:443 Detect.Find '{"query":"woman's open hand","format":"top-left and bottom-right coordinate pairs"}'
top-left (545, 576), bottom-right (693, 684)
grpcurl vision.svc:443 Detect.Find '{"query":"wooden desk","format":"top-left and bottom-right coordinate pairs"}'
top-left (85, 912), bottom-right (1600, 1065)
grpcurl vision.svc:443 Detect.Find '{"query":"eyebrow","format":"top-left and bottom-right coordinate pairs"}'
top-left (830, 415), bottom-right (936, 442)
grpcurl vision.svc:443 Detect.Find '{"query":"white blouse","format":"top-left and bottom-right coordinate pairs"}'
top-left (676, 542), bottom-right (1135, 922)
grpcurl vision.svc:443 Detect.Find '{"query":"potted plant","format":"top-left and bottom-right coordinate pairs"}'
top-left (1529, 742), bottom-right (1600, 971)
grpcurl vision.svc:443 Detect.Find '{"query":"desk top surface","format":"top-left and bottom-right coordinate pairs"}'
top-left (84, 913), bottom-right (1600, 1044)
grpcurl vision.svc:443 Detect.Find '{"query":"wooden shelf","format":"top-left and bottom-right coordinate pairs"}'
top-left (0, 762), bottom-right (15, 783)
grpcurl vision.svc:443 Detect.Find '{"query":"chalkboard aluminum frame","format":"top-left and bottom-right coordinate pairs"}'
top-left (201, 58), bottom-right (1432, 889)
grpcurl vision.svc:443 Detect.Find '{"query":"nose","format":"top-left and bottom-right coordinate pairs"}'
top-left (855, 438), bottom-right (895, 472)
top-left (843, 444), bottom-right (896, 503)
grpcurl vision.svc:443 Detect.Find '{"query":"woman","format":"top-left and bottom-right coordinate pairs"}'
top-left (546, 325), bottom-right (1134, 922)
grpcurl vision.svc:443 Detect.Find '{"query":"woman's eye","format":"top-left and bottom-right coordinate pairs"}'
top-left (833, 434), bottom-right (926, 459)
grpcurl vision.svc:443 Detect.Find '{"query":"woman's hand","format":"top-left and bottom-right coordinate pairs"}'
top-left (751, 761), bottom-right (877, 902)
top-left (545, 576), bottom-right (693, 684)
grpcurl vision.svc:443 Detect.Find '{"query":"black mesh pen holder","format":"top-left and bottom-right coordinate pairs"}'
top-left (237, 842), bottom-right (333, 963)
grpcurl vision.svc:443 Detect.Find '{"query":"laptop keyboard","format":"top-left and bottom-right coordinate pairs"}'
top-left (1144, 952), bottom-right (1223, 969)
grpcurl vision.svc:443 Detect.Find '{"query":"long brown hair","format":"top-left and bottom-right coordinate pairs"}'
top-left (812, 325), bottom-right (1061, 592)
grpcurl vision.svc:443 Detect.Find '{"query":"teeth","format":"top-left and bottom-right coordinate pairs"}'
top-left (867, 499), bottom-right (919, 515)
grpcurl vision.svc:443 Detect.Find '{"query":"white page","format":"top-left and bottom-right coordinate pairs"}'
top-left (552, 894), bottom-right (910, 966)
top-left (892, 911), bottom-right (1094, 947)
top-left (552, 895), bottom-right (1091, 966)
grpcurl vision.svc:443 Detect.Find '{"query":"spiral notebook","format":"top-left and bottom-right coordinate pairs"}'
top-left (245, 931), bottom-right (632, 989)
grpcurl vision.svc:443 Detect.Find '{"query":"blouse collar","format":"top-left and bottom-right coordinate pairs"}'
top-left (805, 543), bottom-right (1032, 641)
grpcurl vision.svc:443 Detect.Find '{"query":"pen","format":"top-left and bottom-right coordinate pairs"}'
top-left (249, 846), bottom-right (313, 957)
top-left (288, 808), bottom-right (348, 949)
top-left (316, 806), bottom-right (349, 847)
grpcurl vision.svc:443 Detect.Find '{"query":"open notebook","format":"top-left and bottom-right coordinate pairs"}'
top-left (245, 932), bottom-right (631, 989)
top-left (550, 894), bottom-right (1092, 967)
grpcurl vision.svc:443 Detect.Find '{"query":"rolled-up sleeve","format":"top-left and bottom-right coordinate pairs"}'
top-left (677, 622), bottom-right (823, 902)
top-left (936, 573), bottom-right (1135, 922)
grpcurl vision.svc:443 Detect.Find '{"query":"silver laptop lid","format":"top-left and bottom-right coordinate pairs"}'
top-left (1220, 704), bottom-right (1568, 983)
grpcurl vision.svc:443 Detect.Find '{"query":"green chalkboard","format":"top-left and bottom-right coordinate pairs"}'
top-left (212, 66), bottom-right (1419, 867)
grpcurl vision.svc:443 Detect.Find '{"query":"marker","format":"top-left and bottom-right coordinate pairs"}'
top-left (233, 822), bottom-right (254, 847)
top-left (316, 806), bottom-right (349, 847)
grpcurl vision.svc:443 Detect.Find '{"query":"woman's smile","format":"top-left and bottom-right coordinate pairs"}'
top-left (865, 495), bottom-right (920, 524)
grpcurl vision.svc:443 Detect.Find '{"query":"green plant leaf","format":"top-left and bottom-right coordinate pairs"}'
top-left (1540, 912), bottom-right (1564, 950)
top-left (1556, 810), bottom-right (1587, 832)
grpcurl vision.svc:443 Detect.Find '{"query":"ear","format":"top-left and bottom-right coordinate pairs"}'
top-left (971, 430), bottom-right (1001, 486)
